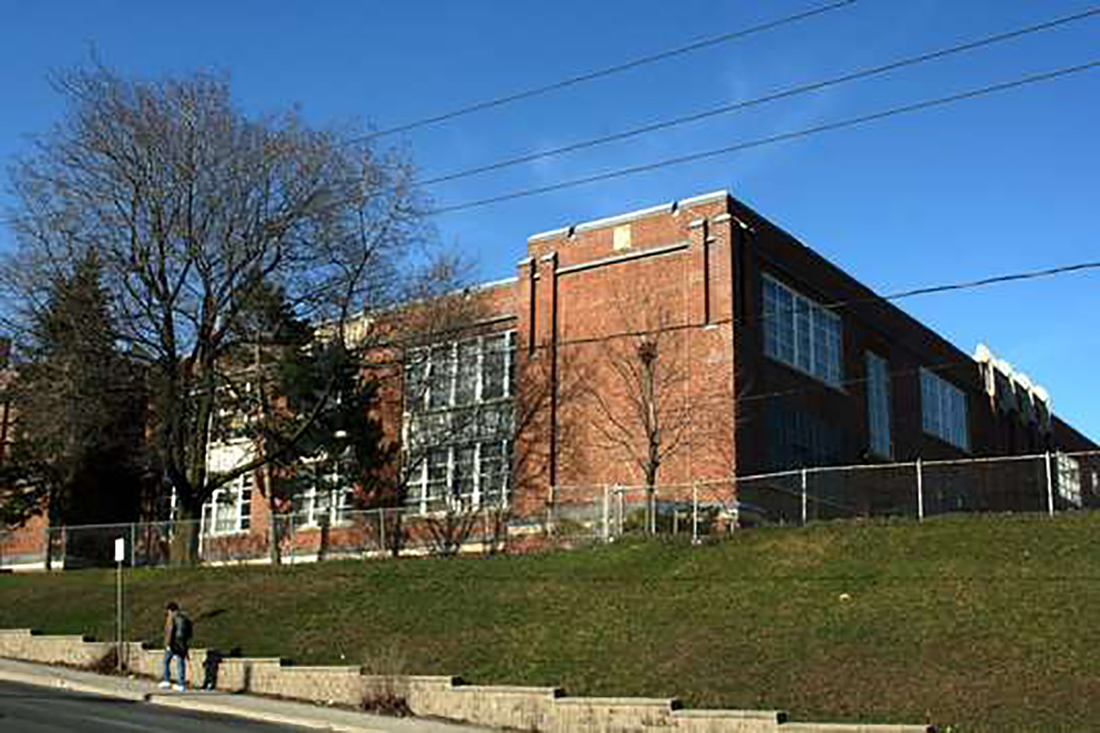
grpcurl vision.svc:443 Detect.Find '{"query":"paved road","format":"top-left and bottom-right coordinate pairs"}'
top-left (0, 678), bottom-right (307, 732)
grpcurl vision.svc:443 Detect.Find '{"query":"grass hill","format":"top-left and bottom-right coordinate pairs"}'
top-left (3, 511), bottom-right (1100, 731)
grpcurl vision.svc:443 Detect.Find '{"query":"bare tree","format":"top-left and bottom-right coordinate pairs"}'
top-left (1, 61), bottom-right (433, 563)
top-left (581, 292), bottom-right (734, 534)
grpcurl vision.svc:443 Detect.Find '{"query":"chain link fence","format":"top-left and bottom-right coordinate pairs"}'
top-left (546, 479), bottom-right (740, 544)
top-left (20, 505), bottom-right (515, 569)
top-left (4, 450), bottom-right (1098, 569)
top-left (544, 449), bottom-right (1100, 542)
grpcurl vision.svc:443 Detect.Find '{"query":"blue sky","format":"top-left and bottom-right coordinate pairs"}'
top-left (1, 1), bottom-right (1097, 439)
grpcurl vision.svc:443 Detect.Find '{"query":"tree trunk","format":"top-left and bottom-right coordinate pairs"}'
top-left (645, 464), bottom-right (659, 536)
top-left (44, 526), bottom-right (56, 571)
top-left (267, 494), bottom-right (283, 566)
top-left (169, 504), bottom-right (200, 566)
top-left (172, 359), bottom-right (215, 567)
top-left (389, 509), bottom-right (403, 558)
top-left (318, 514), bottom-right (330, 561)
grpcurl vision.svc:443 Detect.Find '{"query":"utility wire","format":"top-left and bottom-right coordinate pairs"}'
top-left (360, 260), bottom-right (1100, 354)
top-left (860, 262), bottom-right (1100, 306)
top-left (359, 259), bottom-right (1100, 411)
top-left (430, 59), bottom-right (1100, 215)
top-left (360, 0), bottom-right (859, 141)
top-left (8, 21), bottom-right (1095, 234)
top-left (419, 7), bottom-right (1100, 188)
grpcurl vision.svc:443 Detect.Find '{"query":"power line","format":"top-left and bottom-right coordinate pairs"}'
top-left (8, 27), bottom-right (1095, 236)
top-left (359, 258), bottom-right (1100, 412)
top-left (419, 7), bottom-right (1100, 188)
top-left (865, 262), bottom-right (1100, 306)
top-left (430, 58), bottom-right (1100, 215)
top-left (360, 259), bottom-right (1100, 353)
top-left (359, 0), bottom-right (860, 141)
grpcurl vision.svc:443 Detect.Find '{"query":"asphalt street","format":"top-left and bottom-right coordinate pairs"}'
top-left (0, 678), bottom-right (308, 732)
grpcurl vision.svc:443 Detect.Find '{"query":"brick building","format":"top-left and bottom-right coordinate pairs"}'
top-left (4, 190), bottom-right (1097, 567)
top-left (342, 188), bottom-right (1096, 530)
top-left (514, 190), bottom-right (1093, 483)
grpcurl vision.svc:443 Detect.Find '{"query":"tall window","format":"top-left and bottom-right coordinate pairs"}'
top-left (1056, 453), bottom-right (1082, 507)
top-left (201, 473), bottom-right (253, 536)
top-left (765, 402), bottom-right (843, 471)
top-left (921, 368), bottom-right (969, 451)
top-left (293, 457), bottom-right (352, 527)
top-left (866, 352), bottom-right (892, 458)
top-left (762, 275), bottom-right (842, 386)
top-left (404, 331), bottom-right (516, 512)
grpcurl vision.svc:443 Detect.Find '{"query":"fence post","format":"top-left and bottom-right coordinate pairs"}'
top-left (1045, 451), bottom-right (1055, 516)
top-left (130, 523), bottom-right (137, 568)
top-left (801, 469), bottom-right (808, 526)
top-left (378, 509), bottom-right (386, 556)
top-left (652, 487), bottom-right (659, 535)
top-left (619, 486), bottom-right (626, 536)
top-left (602, 485), bottom-right (610, 542)
top-left (916, 459), bottom-right (924, 522)
top-left (547, 484), bottom-right (556, 534)
top-left (289, 512), bottom-right (296, 564)
top-left (692, 483), bottom-right (699, 545)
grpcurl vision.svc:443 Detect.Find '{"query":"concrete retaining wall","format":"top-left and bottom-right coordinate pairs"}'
top-left (0, 629), bottom-right (933, 732)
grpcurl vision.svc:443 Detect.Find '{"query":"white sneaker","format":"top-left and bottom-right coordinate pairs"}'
top-left (158, 681), bottom-right (171, 689)
top-left (173, 684), bottom-right (186, 692)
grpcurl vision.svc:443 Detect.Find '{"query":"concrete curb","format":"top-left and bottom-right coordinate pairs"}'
top-left (147, 693), bottom-right (388, 732)
top-left (0, 668), bottom-right (148, 702)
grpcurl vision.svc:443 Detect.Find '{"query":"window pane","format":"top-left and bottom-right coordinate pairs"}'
top-left (866, 352), bottom-right (891, 458)
top-left (404, 463), bottom-right (425, 507)
top-left (776, 287), bottom-right (794, 364)
top-left (454, 445), bottom-right (476, 504)
top-left (795, 298), bottom-right (811, 373)
top-left (405, 351), bottom-right (428, 413)
top-left (455, 340), bottom-right (479, 406)
top-left (920, 368), bottom-right (968, 451)
top-left (334, 487), bottom-right (350, 524)
top-left (763, 279), bottom-right (779, 360)
top-left (762, 275), bottom-right (841, 388)
top-left (483, 335), bottom-right (506, 400)
top-left (478, 441), bottom-right (507, 505)
top-left (426, 449), bottom-right (449, 510)
top-left (453, 407), bottom-right (477, 442)
top-left (429, 345), bottom-right (454, 409)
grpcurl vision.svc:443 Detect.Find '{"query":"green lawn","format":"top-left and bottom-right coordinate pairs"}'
top-left (3, 512), bottom-right (1100, 731)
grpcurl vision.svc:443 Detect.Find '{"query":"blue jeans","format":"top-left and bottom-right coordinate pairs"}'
top-left (162, 648), bottom-right (186, 686)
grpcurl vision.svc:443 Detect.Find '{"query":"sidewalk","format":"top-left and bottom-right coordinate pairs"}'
top-left (0, 657), bottom-right (490, 732)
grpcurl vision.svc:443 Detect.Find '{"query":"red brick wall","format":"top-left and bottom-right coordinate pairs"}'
top-left (0, 512), bottom-right (48, 567)
top-left (515, 194), bottom-right (739, 512)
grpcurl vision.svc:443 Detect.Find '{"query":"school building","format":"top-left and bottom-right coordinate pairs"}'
top-left (2, 190), bottom-right (1096, 568)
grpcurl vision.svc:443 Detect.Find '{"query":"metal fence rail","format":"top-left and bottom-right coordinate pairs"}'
top-left (2, 449), bottom-right (1098, 570)
top-left (545, 449), bottom-right (1100, 543)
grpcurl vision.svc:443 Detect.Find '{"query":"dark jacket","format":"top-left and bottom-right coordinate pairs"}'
top-left (165, 610), bottom-right (190, 657)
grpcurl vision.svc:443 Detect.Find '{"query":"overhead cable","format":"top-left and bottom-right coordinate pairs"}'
top-left (359, 0), bottom-right (860, 140)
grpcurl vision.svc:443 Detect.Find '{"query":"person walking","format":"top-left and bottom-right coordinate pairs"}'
top-left (159, 601), bottom-right (192, 691)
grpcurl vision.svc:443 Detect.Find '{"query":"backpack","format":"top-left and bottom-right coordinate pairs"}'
top-left (174, 613), bottom-right (193, 647)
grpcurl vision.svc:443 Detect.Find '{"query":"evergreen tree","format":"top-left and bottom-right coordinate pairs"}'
top-left (0, 251), bottom-right (146, 563)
